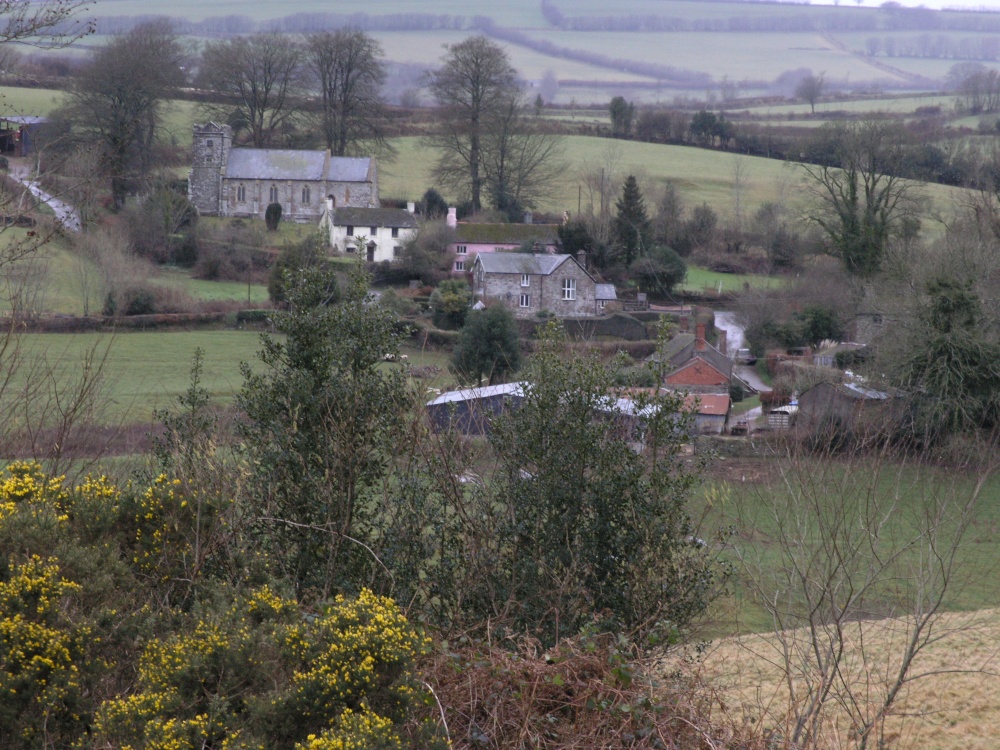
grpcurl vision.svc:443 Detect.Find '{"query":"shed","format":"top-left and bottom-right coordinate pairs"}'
top-left (683, 393), bottom-right (731, 434)
top-left (426, 382), bottom-right (525, 435)
top-left (0, 115), bottom-right (46, 156)
top-left (797, 381), bottom-right (905, 433)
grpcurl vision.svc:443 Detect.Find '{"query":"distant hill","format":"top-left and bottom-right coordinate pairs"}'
top-left (61, 1), bottom-right (1000, 103)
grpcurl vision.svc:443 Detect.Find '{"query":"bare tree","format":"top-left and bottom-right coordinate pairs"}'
top-left (480, 88), bottom-right (565, 216)
top-left (0, 1), bottom-right (92, 48)
top-left (795, 73), bottom-right (825, 114)
top-left (198, 33), bottom-right (303, 148)
top-left (728, 442), bottom-right (993, 750)
top-left (304, 29), bottom-right (393, 160)
top-left (57, 20), bottom-right (185, 209)
top-left (425, 35), bottom-right (518, 212)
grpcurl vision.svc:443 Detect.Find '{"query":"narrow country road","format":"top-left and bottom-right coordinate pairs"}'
top-left (9, 163), bottom-right (81, 232)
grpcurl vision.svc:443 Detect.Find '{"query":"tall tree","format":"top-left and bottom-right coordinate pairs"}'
top-left (58, 20), bottom-right (185, 209)
top-left (480, 87), bottom-right (565, 218)
top-left (608, 95), bottom-right (634, 138)
top-left (803, 120), bottom-right (915, 277)
top-left (426, 35), bottom-right (518, 212)
top-left (238, 266), bottom-right (407, 599)
top-left (304, 29), bottom-right (393, 158)
top-left (612, 175), bottom-right (652, 266)
top-left (198, 33), bottom-right (302, 148)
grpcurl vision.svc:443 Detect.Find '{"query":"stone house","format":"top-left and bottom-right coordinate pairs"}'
top-left (471, 252), bottom-right (600, 318)
top-left (320, 204), bottom-right (418, 263)
top-left (189, 123), bottom-right (378, 222)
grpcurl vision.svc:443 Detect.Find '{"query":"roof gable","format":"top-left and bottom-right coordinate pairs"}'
top-left (664, 357), bottom-right (731, 386)
top-left (476, 253), bottom-right (577, 276)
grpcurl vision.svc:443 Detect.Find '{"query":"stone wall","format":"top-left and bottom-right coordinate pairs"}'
top-left (189, 123), bottom-right (231, 216)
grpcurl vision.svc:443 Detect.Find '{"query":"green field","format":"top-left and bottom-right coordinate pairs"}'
top-left (680, 266), bottom-right (782, 294)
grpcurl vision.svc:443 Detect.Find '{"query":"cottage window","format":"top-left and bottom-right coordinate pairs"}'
top-left (456, 245), bottom-right (467, 255)
top-left (346, 244), bottom-right (356, 253)
top-left (269, 185), bottom-right (279, 203)
top-left (393, 246), bottom-right (402, 257)
top-left (302, 186), bottom-right (311, 204)
top-left (454, 260), bottom-right (465, 272)
top-left (391, 227), bottom-right (399, 238)
top-left (599, 300), bottom-right (606, 309)
top-left (520, 274), bottom-right (530, 287)
top-left (236, 184), bottom-right (246, 202)
top-left (519, 294), bottom-right (530, 308)
top-left (346, 226), bottom-right (354, 237)
top-left (206, 140), bottom-right (213, 148)
top-left (562, 278), bottom-right (576, 300)
top-left (370, 226), bottom-right (378, 235)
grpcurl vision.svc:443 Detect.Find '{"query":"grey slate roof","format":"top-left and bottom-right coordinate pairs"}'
top-left (596, 283), bottom-right (617, 301)
top-left (476, 253), bottom-right (574, 276)
top-left (333, 207), bottom-right (417, 229)
top-left (224, 149), bottom-right (371, 182)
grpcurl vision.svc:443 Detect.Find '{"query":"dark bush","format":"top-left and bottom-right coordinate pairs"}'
top-left (265, 202), bottom-right (282, 231)
top-left (104, 286), bottom-right (157, 316)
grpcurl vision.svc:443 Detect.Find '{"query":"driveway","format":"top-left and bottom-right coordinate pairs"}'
top-left (9, 163), bottom-right (81, 232)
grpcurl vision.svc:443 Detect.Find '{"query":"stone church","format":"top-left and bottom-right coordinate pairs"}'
top-left (188, 123), bottom-right (379, 222)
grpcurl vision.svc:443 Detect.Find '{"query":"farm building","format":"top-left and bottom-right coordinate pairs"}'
top-left (320, 204), bottom-right (418, 262)
top-left (797, 381), bottom-right (905, 432)
top-left (426, 382), bottom-right (525, 435)
top-left (0, 116), bottom-right (46, 157)
top-left (683, 393), bottom-right (732, 434)
top-left (189, 123), bottom-right (378, 222)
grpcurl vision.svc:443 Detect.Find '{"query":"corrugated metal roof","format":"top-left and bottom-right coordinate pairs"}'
top-left (1, 115), bottom-right (46, 125)
top-left (476, 253), bottom-right (572, 276)
top-left (224, 149), bottom-right (371, 182)
top-left (426, 382), bottom-right (525, 406)
top-left (595, 284), bottom-right (617, 301)
top-left (333, 208), bottom-right (417, 229)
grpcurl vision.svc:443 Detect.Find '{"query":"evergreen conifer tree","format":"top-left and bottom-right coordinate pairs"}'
top-left (613, 175), bottom-right (652, 266)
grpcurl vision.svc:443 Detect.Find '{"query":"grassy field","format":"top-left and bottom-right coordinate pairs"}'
top-left (680, 266), bottom-right (783, 294)
top-left (382, 134), bottom-right (970, 224)
top-left (701, 607), bottom-right (1000, 750)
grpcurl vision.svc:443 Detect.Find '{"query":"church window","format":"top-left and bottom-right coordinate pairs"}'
top-left (302, 186), bottom-right (311, 204)
top-left (237, 184), bottom-right (246, 202)
top-left (269, 185), bottom-right (279, 203)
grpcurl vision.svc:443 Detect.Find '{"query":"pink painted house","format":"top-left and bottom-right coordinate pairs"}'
top-left (446, 208), bottom-right (561, 274)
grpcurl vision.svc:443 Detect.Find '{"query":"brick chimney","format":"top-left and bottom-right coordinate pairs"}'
top-left (718, 329), bottom-right (727, 356)
top-left (695, 323), bottom-right (706, 351)
top-left (678, 315), bottom-right (689, 333)
top-left (447, 207), bottom-right (457, 228)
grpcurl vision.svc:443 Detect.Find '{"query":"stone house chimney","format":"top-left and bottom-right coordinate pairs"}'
top-left (576, 250), bottom-right (587, 270)
top-left (447, 207), bottom-right (457, 228)
top-left (407, 201), bottom-right (415, 214)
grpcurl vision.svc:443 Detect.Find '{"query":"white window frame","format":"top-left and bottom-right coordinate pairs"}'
top-left (346, 225), bottom-right (354, 237)
top-left (519, 294), bottom-right (530, 308)
top-left (562, 278), bottom-right (576, 301)
top-left (456, 245), bottom-right (467, 255)
top-left (370, 226), bottom-right (378, 235)
top-left (454, 260), bottom-right (465, 272)
top-left (521, 274), bottom-right (530, 287)
top-left (391, 227), bottom-right (399, 238)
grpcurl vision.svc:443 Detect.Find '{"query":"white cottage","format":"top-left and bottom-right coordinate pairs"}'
top-left (319, 203), bottom-right (419, 263)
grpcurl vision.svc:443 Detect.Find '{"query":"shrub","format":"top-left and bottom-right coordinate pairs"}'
top-left (265, 202), bottom-right (282, 231)
top-left (104, 285), bottom-right (156, 316)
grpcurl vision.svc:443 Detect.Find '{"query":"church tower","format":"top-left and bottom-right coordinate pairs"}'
top-left (189, 123), bottom-right (232, 216)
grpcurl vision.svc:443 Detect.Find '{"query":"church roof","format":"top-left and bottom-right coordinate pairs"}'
top-left (224, 149), bottom-right (371, 182)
